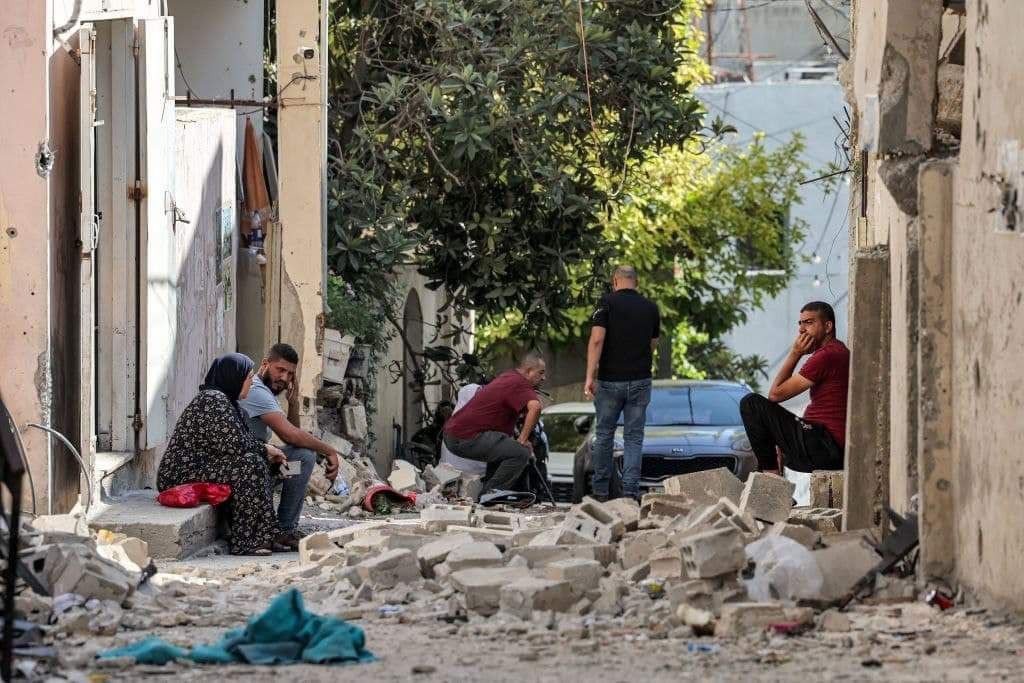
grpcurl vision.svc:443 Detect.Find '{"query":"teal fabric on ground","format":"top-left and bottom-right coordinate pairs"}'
top-left (99, 636), bottom-right (188, 665)
top-left (99, 589), bottom-right (375, 666)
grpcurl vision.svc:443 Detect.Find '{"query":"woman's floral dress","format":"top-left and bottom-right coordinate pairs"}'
top-left (157, 389), bottom-right (278, 553)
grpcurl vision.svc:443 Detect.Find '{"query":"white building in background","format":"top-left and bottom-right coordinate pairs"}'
top-left (696, 0), bottom-right (850, 411)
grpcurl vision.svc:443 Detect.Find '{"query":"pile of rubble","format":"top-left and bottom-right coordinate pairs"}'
top-left (295, 468), bottom-right (911, 636)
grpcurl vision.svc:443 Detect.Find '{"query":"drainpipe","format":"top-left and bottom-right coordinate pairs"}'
top-left (319, 0), bottom-right (329, 309)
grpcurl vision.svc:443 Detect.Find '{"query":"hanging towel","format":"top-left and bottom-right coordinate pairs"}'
top-left (99, 589), bottom-right (375, 666)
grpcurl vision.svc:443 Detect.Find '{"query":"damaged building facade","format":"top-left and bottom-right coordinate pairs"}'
top-left (0, 0), bottom-right (328, 515)
top-left (843, 0), bottom-right (1024, 608)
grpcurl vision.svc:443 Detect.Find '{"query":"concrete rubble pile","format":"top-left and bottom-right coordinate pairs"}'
top-left (291, 467), bottom-right (915, 638)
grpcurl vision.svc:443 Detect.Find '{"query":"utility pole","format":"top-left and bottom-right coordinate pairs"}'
top-left (705, 0), bottom-right (715, 70)
top-left (737, 0), bottom-right (755, 81)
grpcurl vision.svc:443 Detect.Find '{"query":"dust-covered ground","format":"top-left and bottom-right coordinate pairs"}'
top-left (37, 507), bottom-right (1024, 682)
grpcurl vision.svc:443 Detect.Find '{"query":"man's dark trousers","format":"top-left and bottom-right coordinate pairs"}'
top-left (442, 431), bottom-right (530, 492)
top-left (739, 393), bottom-right (843, 472)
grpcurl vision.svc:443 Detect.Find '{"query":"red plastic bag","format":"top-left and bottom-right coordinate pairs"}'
top-left (157, 483), bottom-right (232, 508)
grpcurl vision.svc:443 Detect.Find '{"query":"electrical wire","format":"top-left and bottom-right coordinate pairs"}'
top-left (25, 424), bottom-right (93, 514)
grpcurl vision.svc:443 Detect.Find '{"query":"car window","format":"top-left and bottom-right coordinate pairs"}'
top-left (688, 386), bottom-right (745, 425)
top-left (634, 386), bottom-right (746, 426)
top-left (543, 413), bottom-right (589, 452)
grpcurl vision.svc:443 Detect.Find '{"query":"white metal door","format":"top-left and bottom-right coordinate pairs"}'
top-left (78, 24), bottom-right (98, 471)
top-left (137, 17), bottom-right (176, 448)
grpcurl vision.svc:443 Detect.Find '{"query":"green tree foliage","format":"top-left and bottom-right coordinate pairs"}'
top-left (325, 0), bottom-right (712, 336)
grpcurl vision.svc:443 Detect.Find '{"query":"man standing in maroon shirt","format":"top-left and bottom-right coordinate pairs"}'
top-left (740, 302), bottom-right (848, 474)
top-left (443, 353), bottom-right (546, 495)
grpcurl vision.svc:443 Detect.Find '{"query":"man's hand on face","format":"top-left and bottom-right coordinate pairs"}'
top-left (325, 451), bottom-right (340, 481)
top-left (286, 379), bottom-right (300, 405)
top-left (791, 333), bottom-right (815, 357)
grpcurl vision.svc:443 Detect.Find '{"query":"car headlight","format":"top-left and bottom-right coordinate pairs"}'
top-left (731, 435), bottom-right (752, 452)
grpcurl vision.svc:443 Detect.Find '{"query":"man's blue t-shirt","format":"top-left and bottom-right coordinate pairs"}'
top-left (238, 376), bottom-right (285, 443)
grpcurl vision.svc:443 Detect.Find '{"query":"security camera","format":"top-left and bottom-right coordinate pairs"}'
top-left (300, 47), bottom-right (315, 60)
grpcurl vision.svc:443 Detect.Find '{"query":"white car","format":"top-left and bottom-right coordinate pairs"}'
top-left (541, 401), bottom-right (595, 502)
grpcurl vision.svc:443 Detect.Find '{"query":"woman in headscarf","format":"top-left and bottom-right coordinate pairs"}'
top-left (157, 353), bottom-right (286, 555)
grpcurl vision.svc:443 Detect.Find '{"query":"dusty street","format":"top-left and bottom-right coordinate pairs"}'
top-left (36, 505), bottom-right (1024, 683)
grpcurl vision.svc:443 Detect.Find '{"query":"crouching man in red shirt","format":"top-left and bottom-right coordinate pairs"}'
top-left (442, 353), bottom-right (546, 495)
top-left (740, 301), bottom-right (848, 474)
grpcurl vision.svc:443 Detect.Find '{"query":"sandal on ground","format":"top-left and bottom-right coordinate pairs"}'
top-left (275, 531), bottom-right (301, 551)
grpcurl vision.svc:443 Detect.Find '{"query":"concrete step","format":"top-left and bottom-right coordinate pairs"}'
top-left (88, 490), bottom-right (217, 559)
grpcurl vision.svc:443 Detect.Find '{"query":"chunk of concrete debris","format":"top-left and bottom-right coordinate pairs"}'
top-left (26, 544), bottom-right (133, 604)
top-left (819, 610), bottom-right (851, 632)
top-left (668, 579), bottom-right (717, 613)
top-left (808, 470), bottom-right (844, 509)
top-left (419, 505), bottom-right (474, 531)
top-left (664, 467), bottom-right (744, 507)
top-left (621, 561), bottom-right (650, 583)
top-left (298, 532), bottom-right (337, 565)
top-left (739, 472), bottom-right (795, 523)
top-left (528, 523), bottom-right (596, 547)
top-left (678, 526), bottom-right (747, 579)
top-left (789, 507), bottom-right (843, 534)
top-left (441, 542), bottom-right (502, 573)
top-left (449, 567), bottom-right (532, 615)
top-left (640, 493), bottom-right (693, 519)
top-left (506, 544), bottom-right (617, 568)
top-left (601, 497), bottom-right (640, 531)
top-left (416, 532), bottom-right (475, 578)
top-left (326, 521), bottom-right (389, 546)
top-left (422, 463), bottom-right (462, 490)
top-left (618, 530), bottom-right (669, 569)
top-left (499, 578), bottom-right (576, 619)
top-left (459, 474), bottom-right (483, 501)
top-left (768, 521), bottom-right (820, 549)
top-left (677, 604), bottom-right (715, 635)
top-left (31, 514), bottom-right (90, 537)
top-left (649, 546), bottom-right (686, 579)
top-left (477, 511), bottom-right (526, 530)
top-left (389, 460), bottom-right (421, 492)
top-left (355, 548), bottom-right (421, 588)
top-left (716, 602), bottom-right (788, 637)
top-left (563, 504), bottom-right (624, 544)
top-left (342, 404), bottom-right (368, 441)
top-left (544, 558), bottom-right (603, 596)
top-left (811, 538), bottom-right (880, 601)
top-left (445, 526), bottom-right (515, 547)
top-left (591, 577), bottom-right (627, 616)
top-left (95, 536), bottom-right (150, 574)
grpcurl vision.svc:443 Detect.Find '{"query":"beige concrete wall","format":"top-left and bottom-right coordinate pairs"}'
top-left (949, 0), bottom-right (1024, 608)
top-left (0, 1), bottom-right (55, 512)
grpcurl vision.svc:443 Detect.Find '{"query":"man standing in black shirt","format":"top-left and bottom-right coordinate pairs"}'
top-left (584, 266), bottom-right (661, 501)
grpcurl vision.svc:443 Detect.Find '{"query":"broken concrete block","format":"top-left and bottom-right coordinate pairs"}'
top-left (715, 602), bottom-right (788, 637)
top-left (326, 521), bottom-right (389, 546)
top-left (812, 539), bottom-right (880, 601)
top-left (809, 470), bottom-right (844, 509)
top-left (342, 404), bottom-right (368, 441)
top-left (423, 463), bottom-right (462, 490)
top-left (544, 558), bottom-right (603, 596)
top-left (511, 528), bottom-right (545, 547)
top-left (298, 532), bottom-right (336, 565)
top-left (668, 579), bottom-right (717, 613)
top-left (321, 431), bottom-right (355, 458)
top-left (419, 505), bottom-right (474, 531)
top-left (506, 544), bottom-right (617, 568)
top-left (355, 548), bottom-right (421, 588)
top-left (663, 467), bottom-right (743, 506)
top-left (382, 533), bottom-right (434, 553)
top-left (716, 497), bottom-right (759, 536)
top-left (768, 521), bottom-right (820, 549)
top-left (416, 532), bottom-right (475, 578)
top-left (499, 578), bottom-right (575, 619)
top-left (458, 474), bottom-right (483, 501)
top-left (477, 511), bottom-right (526, 530)
top-left (449, 567), bottom-right (532, 615)
top-left (678, 527), bottom-right (747, 579)
top-left (640, 493), bottom-right (694, 519)
top-left (600, 497), bottom-right (640, 531)
top-left (819, 610), bottom-right (852, 632)
top-left (528, 523), bottom-right (596, 547)
top-left (563, 506), bottom-right (624, 545)
top-left (739, 472), bottom-right (795, 523)
top-left (444, 525), bottom-right (515, 547)
top-left (389, 460), bottom-right (421, 492)
top-left (649, 546), bottom-right (686, 579)
top-left (32, 514), bottom-right (90, 537)
top-left (789, 507), bottom-right (843, 534)
top-left (677, 604), bottom-right (715, 634)
top-left (618, 530), bottom-right (669, 569)
top-left (95, 537), bottom-right (150, 574)
top-left (591, 576), bottom-right (626, 616)
top-left (621, 561), bottom-right (650, 583)
top-left (443, 542), bottom-right (503, 573)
